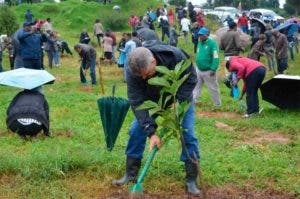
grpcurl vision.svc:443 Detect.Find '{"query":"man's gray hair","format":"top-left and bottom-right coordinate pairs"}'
top-left (128, 47), bottom-right (153, 75)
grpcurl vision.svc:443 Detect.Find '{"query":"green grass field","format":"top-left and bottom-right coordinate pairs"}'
top-left (0, 1), bottom-right (299, 198)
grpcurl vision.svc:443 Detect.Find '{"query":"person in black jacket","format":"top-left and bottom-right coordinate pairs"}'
top-left (74, 43), bottom-right (97, 85)
top-left (79, 29), bottom-right (91, 44)
top-left (112, 43), bottom-right (201, 196)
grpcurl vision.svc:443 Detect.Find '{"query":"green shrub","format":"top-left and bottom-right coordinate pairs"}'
top-left (168, 0), bottom-right (186, 6)
top-left (103, 13), bottom-right (128, 31)
top-left (0, 5), bottom-right (19, 36)
top-left (40, 4), bottom-right (59, 12)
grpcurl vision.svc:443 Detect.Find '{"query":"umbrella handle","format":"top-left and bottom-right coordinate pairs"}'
top-left (112, 83), bottom-right (116, 98)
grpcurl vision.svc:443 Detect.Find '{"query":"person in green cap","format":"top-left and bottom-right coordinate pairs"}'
top-left (193, 27), bottom-right (221, 107)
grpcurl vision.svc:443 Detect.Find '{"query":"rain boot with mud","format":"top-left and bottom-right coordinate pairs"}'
top-left (112, 157), bottom-right (141, 186)
top-left (185, 161), bottom-right (202, 197)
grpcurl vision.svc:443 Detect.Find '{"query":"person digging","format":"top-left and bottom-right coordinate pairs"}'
top-left (112, 45), bottom-right (201, 197)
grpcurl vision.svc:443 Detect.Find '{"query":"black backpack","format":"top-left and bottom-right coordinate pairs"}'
top-left (6, 90), bottom-right (50, 137)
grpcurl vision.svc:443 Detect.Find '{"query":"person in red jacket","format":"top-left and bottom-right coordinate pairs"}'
top-left (226, 56), bottom-right (266, 118)
top-left (196, 11), bottom-right (205, 27)
top-left (129, 15), bottom-right (138, 32)
top-left (237, 12), bottom-right (248, 34)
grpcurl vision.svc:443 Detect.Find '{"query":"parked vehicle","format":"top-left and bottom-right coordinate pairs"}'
top-left (214, 6), bottom-right (240, 15)
top-left (204, 6), bottom-right (240, 26)
top-left (249, 9), bottom-right (284, 22)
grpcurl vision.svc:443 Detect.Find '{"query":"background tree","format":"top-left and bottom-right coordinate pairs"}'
top-left (0, 5), bottom-right (19, 36)
top-left (213, 0), bottom-right (234, 7)
top-left (284, 0), bottom-right (300, 16)
top-left (259, 0), bottom-right (279, 9)
top-left (234, 0), bottom-right (259, 10)
top-left (211, 0), bottom-right (279, 10)
top-left (168, 0), bottom-right (186, 6)
top-left (284, 3), bottom-right (296, 15)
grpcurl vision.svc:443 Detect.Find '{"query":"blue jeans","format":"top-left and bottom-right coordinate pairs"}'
top-left (46, 51), bottom-right (53, 68)
top-left (14, 56), bottom-right (24, 69)
top-left (53, 51), bottom-right (59, 65)
top-left (125, 105), bottom-right (200, 162)
top-left (245, 66), bottom-right (266, 114)
top-left (240, 25), bottom-right (248, 34)
top-left (80, 58), bottom-right (96, 85)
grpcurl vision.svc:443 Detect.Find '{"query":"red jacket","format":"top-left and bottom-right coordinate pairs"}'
top-left (237, 16), bottom-right (248, 26)
top-left (196, 14), bottom-right (205, 27)
top-left (129, 16), bottom-right (138, 27)
top-left (228, 56), bottom-right (265, 91)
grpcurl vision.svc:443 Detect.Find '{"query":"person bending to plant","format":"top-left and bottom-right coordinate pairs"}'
top-left (112, 44), bottom-right (202, 196)
top-left (226, 56), bottom-right (266, 118)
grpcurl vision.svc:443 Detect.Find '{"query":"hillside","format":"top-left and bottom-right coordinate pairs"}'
top-left (12, 0), bottom-right (161, 42)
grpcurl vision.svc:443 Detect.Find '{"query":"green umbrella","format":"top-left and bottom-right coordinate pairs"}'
top-left (97, 85), bottom-right (130, 151)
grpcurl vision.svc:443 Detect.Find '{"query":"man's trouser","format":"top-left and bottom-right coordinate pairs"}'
top-left (80, 58), bottom-right (96, 85)
top-left (23, 59), bottom-right (42, 70)
top-left (125, 105), bottom-right (200, 162)
top-left (245, 66), bottom-right (265, 114)
top-left (193, 68), bottom-right (221, 106)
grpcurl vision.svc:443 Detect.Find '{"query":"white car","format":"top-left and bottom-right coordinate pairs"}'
top-left (249, 8), bottom-right (284, 22)
top-left (205, 7), bottom-right (239, 26)
top-left (214, 6), bottom-right (240, 15)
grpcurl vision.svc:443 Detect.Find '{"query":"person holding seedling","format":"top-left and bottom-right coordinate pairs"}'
top-left (112, 45), bottom-right (201, 196)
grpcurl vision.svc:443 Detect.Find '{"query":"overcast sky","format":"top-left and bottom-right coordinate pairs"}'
top-left (187, 0), bottom-right (286, 8)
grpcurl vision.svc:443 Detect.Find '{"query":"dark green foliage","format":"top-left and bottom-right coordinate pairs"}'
top-left (168, 0), bottom-right (186, 6)
top-left (212, 0), bottom-right (279, 10)
top-left (0, 5), bottom-right (18, 36)
top-left (102, 13), bottom-right (128, 31)
top-left (40, 4), bottom-right (60, 13)
top-left (284, 0), bottom-right (300, 15)
top-left (284, 3), bottom-right (295, 15)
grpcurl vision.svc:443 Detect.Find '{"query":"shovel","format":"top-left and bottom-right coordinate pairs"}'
top-left (129, 146), bottom-right (158, 198)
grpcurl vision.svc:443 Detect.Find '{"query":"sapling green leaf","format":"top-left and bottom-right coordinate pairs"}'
top-left (156, 66), bottom-right (172, 76)
top-left (136, 100), bottom-right (159, 111)
top-left (178, 60), bottom-right (191, 76)
top-left (148, 77), bottom-right (170, 87)
top-left (137, 60), bottom-right (193, 153)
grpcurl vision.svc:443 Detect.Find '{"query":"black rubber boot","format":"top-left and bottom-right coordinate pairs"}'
top-left (185, 161), bottom-right (202, 196)
top-left (112, 157), bottom-right (141, 186)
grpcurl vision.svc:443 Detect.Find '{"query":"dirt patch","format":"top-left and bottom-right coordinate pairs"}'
top-left (197, 111), bottom-right (241, 119)
top-left (55, 75), bottom-right (62, 82)
top-left (204, 184), bottom-right (296, 199)
top-left (55, 131), bottom-right (73, 137)
top-left (215, 121), bottom-right (234, 131)
top-left (104, 185), bottom-right (297, 199)
top-left (105, 192), bottom-right (188, 199)
top-left (79, 85), bottom-right (93, 92)
top-left (0, 174), bottom-right (16, 185)
top-left (236, 130), bottom-right (290, 146)
top-left (0, 131), bottom-right (9, 136)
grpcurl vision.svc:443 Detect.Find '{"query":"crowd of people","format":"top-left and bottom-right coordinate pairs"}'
top-left (0, 12), bottom-right (74, 73)
top-left (1, 4), bottom-right (298, 118)
top-left (0, 3), bottom-right (299, 197)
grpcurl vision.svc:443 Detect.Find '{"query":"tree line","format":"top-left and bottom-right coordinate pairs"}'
top-left (168, 0), bottom-right (299, 16)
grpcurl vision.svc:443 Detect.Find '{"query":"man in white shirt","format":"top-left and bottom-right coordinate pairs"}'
top-left (180, 15), bottom-right (190, 44)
